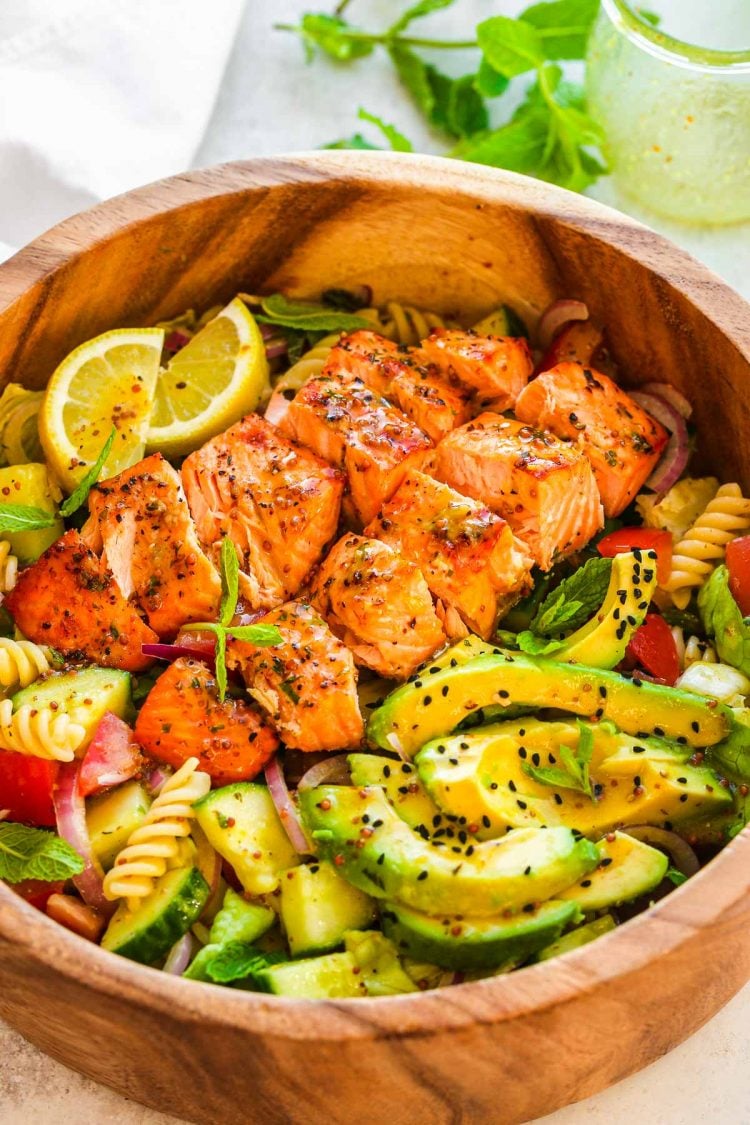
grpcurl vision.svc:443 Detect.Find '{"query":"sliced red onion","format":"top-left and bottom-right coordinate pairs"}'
top-left (537, 299), bottom-right (589, 349)
top-left (452, 970), bottom-right (466, 986)
top-left (259, 324), bottom-right (276, 341)
top-left (298, 754), bottom-right (351, 792)
top-left (630, 390), bottom-right (690, 494)
top-left (164, 932), bottom-right (195, 975)
top-left (146, 765), bottom-right (172, 795)
top-left (53, 761), bottom-right (115, 917)
top-left (264, 338), bottom-right (289, 361)
top-left (141, 642), bottom-right (216, 668)
top-left (640, 382), bottom-right (692, 419)
top-left (623, 826), bottom-right (699, 877)
top-left (264, 756), bottom-right (313, 855)
top-left (264, 388), bottom-right (293, 428)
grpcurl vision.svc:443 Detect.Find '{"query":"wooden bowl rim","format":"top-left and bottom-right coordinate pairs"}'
top-left (0, 152), bottom-right (749, 1041)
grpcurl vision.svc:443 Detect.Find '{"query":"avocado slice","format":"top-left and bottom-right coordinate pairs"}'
top-left (300, 785), bottom-right (598, 916)
top-left (279, 860), bottom-right (376, 957)
top-left (414, 718), bottom-right (732, 837)
top-left (382, 898), bottom-right (579, 971)
top-left (194, 783), bottom-right (301, 895)
top-left (367, 649), bottom-right (733, 759)
top-left (347, 753), bottom-right (442, 831)
top-left (343, 930), bottom-right (418, 995)
top-left (87, 779), bottom-right (151, 870)
top-left (559, 832), bottom-right (668, 911)
top-left (536, 914), bottom-right (616, 962)
top-left (553, 551), bottom-right (658, 668)
top-left (255, 951), bottom-right (367, 998)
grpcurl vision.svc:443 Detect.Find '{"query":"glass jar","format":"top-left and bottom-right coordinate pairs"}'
top-left (586, 0), bottom-right (750, 225)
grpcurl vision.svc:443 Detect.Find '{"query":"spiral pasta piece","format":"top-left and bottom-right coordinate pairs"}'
top-left (684, 634), bottom-right (717, 668)
top-left (664, 483), bottom-right (750, 609)
top-left (367, 301), bottom-right (447, 346)
top-left (0, 637), bottom-right (50, 692)
top-left (104, 757), bottom-right (211, 911)
top-left (0, 699), bottom-right (85, 762)
top-left (0, 540), bottom-right (18, 594)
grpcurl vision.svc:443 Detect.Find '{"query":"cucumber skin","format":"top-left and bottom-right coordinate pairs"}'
top-left (102, 867), bottom-right (209, 966)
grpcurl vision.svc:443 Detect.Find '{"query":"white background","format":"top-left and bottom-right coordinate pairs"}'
top-left (2, 2), bottom-right (749, 1123)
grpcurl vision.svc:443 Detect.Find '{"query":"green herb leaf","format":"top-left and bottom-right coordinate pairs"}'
top-left (523, 722), bottom-right (596, 800)
top-left (389, 44), bottom-right (488, 139)
top-left (225, 624), bottom-right (283, 645)
top-left (257, 293), bottom-right (373, 333)
top-left (325, 133), bottom-right (382, 150)
top-left (280, 679), bottom-right (301, 704)
top-left (0, 504), bottom-right (57, 533)
top-left (453, 105), bottom-right (550, 172)
top-left (59, 427), bottom-right (116, 518)
top-left (666, 867), bottom-right (688, 886)
top-left (322, 288), bottom-right (366, 312)
top-left (522, 762), bottom-right (583, 790)
top-left (388, 0), bottom-right (457, 36)
top-left (214, 629), bottom-right (227, 703)
top-left (205, 941), bottom-right (287, 984)
top-left (515, 631), bottom-right (565, 656)
top-left (357, 108), bottom-right (414, 151)
top-left (476, 15), bottom-right (545, 79)
top-left (474, 56), bottom-right (510, 98)
top-left (299, 13), bottom-right (374, 61)
top-left (0, 822), bottom-right (84, 883)
top-left (219, 538), bottom-right (240, 627)
top-left (520, 0), bottom-right (600, 60)
top-left (531, 556), bottom-right (613, 637)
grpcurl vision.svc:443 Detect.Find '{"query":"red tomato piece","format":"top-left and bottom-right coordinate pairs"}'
top-left (726, 536), bottom-right (750, 617)
top-left (597, 527), bottom-right (672, 587)
top-left (78, 712), bottom-right (144, 798)
top-left (0, 751), bottom-right (58, 826)
top-left (626, 614), bottom-right (680, 687)
top-left (13, 879), bottom-right (65, 911)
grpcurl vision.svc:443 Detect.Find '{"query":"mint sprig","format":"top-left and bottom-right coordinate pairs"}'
top-left (59, 427), bottom-right (117, 518)
top-left (0, 504), bottom-right (58, 533)
top-left (522, 720), bottom-right (597, 800)
top-left (279, 0), bottom-right (607, 191)
top-left (191, 538), bottom-right (281, 700)
top-left (0, 822), bottom-right (84, 883)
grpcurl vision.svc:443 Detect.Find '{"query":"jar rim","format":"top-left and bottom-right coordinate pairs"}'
top-left (603, 0), bottom-right (750, 71)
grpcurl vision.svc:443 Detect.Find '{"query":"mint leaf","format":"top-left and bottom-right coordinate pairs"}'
top-left (520, 0), bottom-right (599, 59)
top-left (454, 105), bottom-right (549, 171)
top-left (477, 16), bottom-right (545, 79)
top-left (357, 108), bottom-right (413, 152)
top-left (0, 822), bottom-right (84, 883)
top-left (0, 504), bottom-right (57, 533)
top-left (475, 56), bottom-right (510, 98)
top-left (219, 537), bottom-right (240, 627)
top-left (666, 867), bottom-right (688, 886)
top-left (515, 631), bottom-right (566, 656)
top-left (524, 723), bottom-right (596, 800)
top-left (522, 763), bottom-right (581, 790)
top-left (531, 556), bottom-right (613, 637)
top-left (225, 624), bottom-right (282, 645)
top-left (445, 75), bottom-right (488, 138)
top-left (325, 133), bottom-right (382, 150)
top-left (257, 293), bottom-right (373, 333)
top-left (59, 427), bottom-right (116, 517)
top-left (214, 629), bottom-right (227, 702)
top-left (299, 14), bottom-right (374, 61)
top-left (388, 0), bottom-right (457, 36)
top-left (389, 45), bottom-right (486, 140)
top-left (206, 941), bottom-right (286, 984)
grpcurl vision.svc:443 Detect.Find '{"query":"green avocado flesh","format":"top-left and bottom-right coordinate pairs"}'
top-left (13, 666), bottom-right (133, 748)
top-left (559, 832), bottom-right (668, 912)
top-left (87, 780), bottom-right (151, 870)
top-left (101, 864), bottom-right (209, 965)
top-left (414, 718), bottom-right (731, 838)
top-left (382, 898), bottom-right (580, 971)
top-left (256, 951), bottom-right (367, 998)
top-left (536, 915), bottom-right (616, 962)
top-left (299, 785), bottom-right (598, 916)
top-left (347, 753), bottom-right (442, 830)
top-left (279, 860), bottom-right (376, 957)
top-left (367, 649), bottom-right (733, 759)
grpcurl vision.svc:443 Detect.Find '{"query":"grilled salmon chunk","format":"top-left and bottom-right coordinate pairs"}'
top-left (420, 328), bottom-right (533, 410)
top-left (311, 533), bottom-right (446, 680)
top-left (6, 529), bottom-right (157, 672)
top-left (280, 370), bottom-right (432, 525)
top-left (326, 330), bottom-right (473, 443)
top-left (432, 414), bottom-right (603, 570)
top-left (181, 414), bottom-right (344, 609)
top-left (135, 657), bottom-right (278, 784)
top-left (228, 600), bottom-right (364, 752)
top-left (515, 362), bottom-right (669, 516)
top-left (366, 470), bottom-right (533, 639)
top-left (82, 453), bottom-right (221, 638)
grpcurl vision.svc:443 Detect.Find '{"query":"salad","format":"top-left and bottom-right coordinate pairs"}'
top-left (1, 288), bottom-right (749, 999)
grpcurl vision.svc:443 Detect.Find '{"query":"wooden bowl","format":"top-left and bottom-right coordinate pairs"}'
top-left (1, 153), bottom-right (749, 1125)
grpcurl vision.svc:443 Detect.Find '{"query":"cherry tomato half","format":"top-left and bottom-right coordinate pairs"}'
top-left (0, 750), bottom-right (58, 826)
top-left (726, 536), bottom-right (750, 617)
top-left (597, 527), bottom-right (672, 587)
top-left (626, 614), bottom-right (680, 686)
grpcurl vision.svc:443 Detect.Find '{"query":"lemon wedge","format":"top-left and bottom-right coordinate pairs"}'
top-left (146, 298), bottom-right (269, 458)
top-left (39, 328), bottom-right (164, 493)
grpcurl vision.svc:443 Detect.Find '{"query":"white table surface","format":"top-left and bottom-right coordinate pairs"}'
top-left (2, 2), bottom-right (749, 1122)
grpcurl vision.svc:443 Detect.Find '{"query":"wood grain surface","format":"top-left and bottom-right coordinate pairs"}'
top-left (0, 153), bottom-right (749, 1125)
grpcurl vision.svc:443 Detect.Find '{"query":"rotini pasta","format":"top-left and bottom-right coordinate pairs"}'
top-left (671, 626), bottom-right (717, 671)
top-left (0, 699), bottom-right (85, 762)
top-left (0, 636), bottom-right (50, 692)
top-left (0, 540), bottom-right (18, 594)
top-left (103, 756), bottom-right (211, 911)
top-left (364, 301), bottom-right (447, 346)
top-left (664, 483), bottom-right (750, 608)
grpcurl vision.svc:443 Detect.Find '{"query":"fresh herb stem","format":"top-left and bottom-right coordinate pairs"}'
top-left (276, 24), bottom-right (477, 49)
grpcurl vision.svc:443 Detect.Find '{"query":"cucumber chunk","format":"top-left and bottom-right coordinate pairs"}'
top-left (194, 782), bottom-right (300, 895)
top-left (0, 462), bottom-right (63, 563)
top-left (101, 864), bottom-right (209, 965)
top-left (536, 915), bottom-right (616, 962)
top-left (256, 951), bottom-right (367, 998)
top-left (279, 860), bottom-right (376, 957)
top-left (13, 666), bottom-right (133, 749)
top-left (86, 780), bottom-right (151, 870)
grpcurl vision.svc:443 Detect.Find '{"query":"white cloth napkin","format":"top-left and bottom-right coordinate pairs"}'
top-left (0, 0), bottom-right (245, 259)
